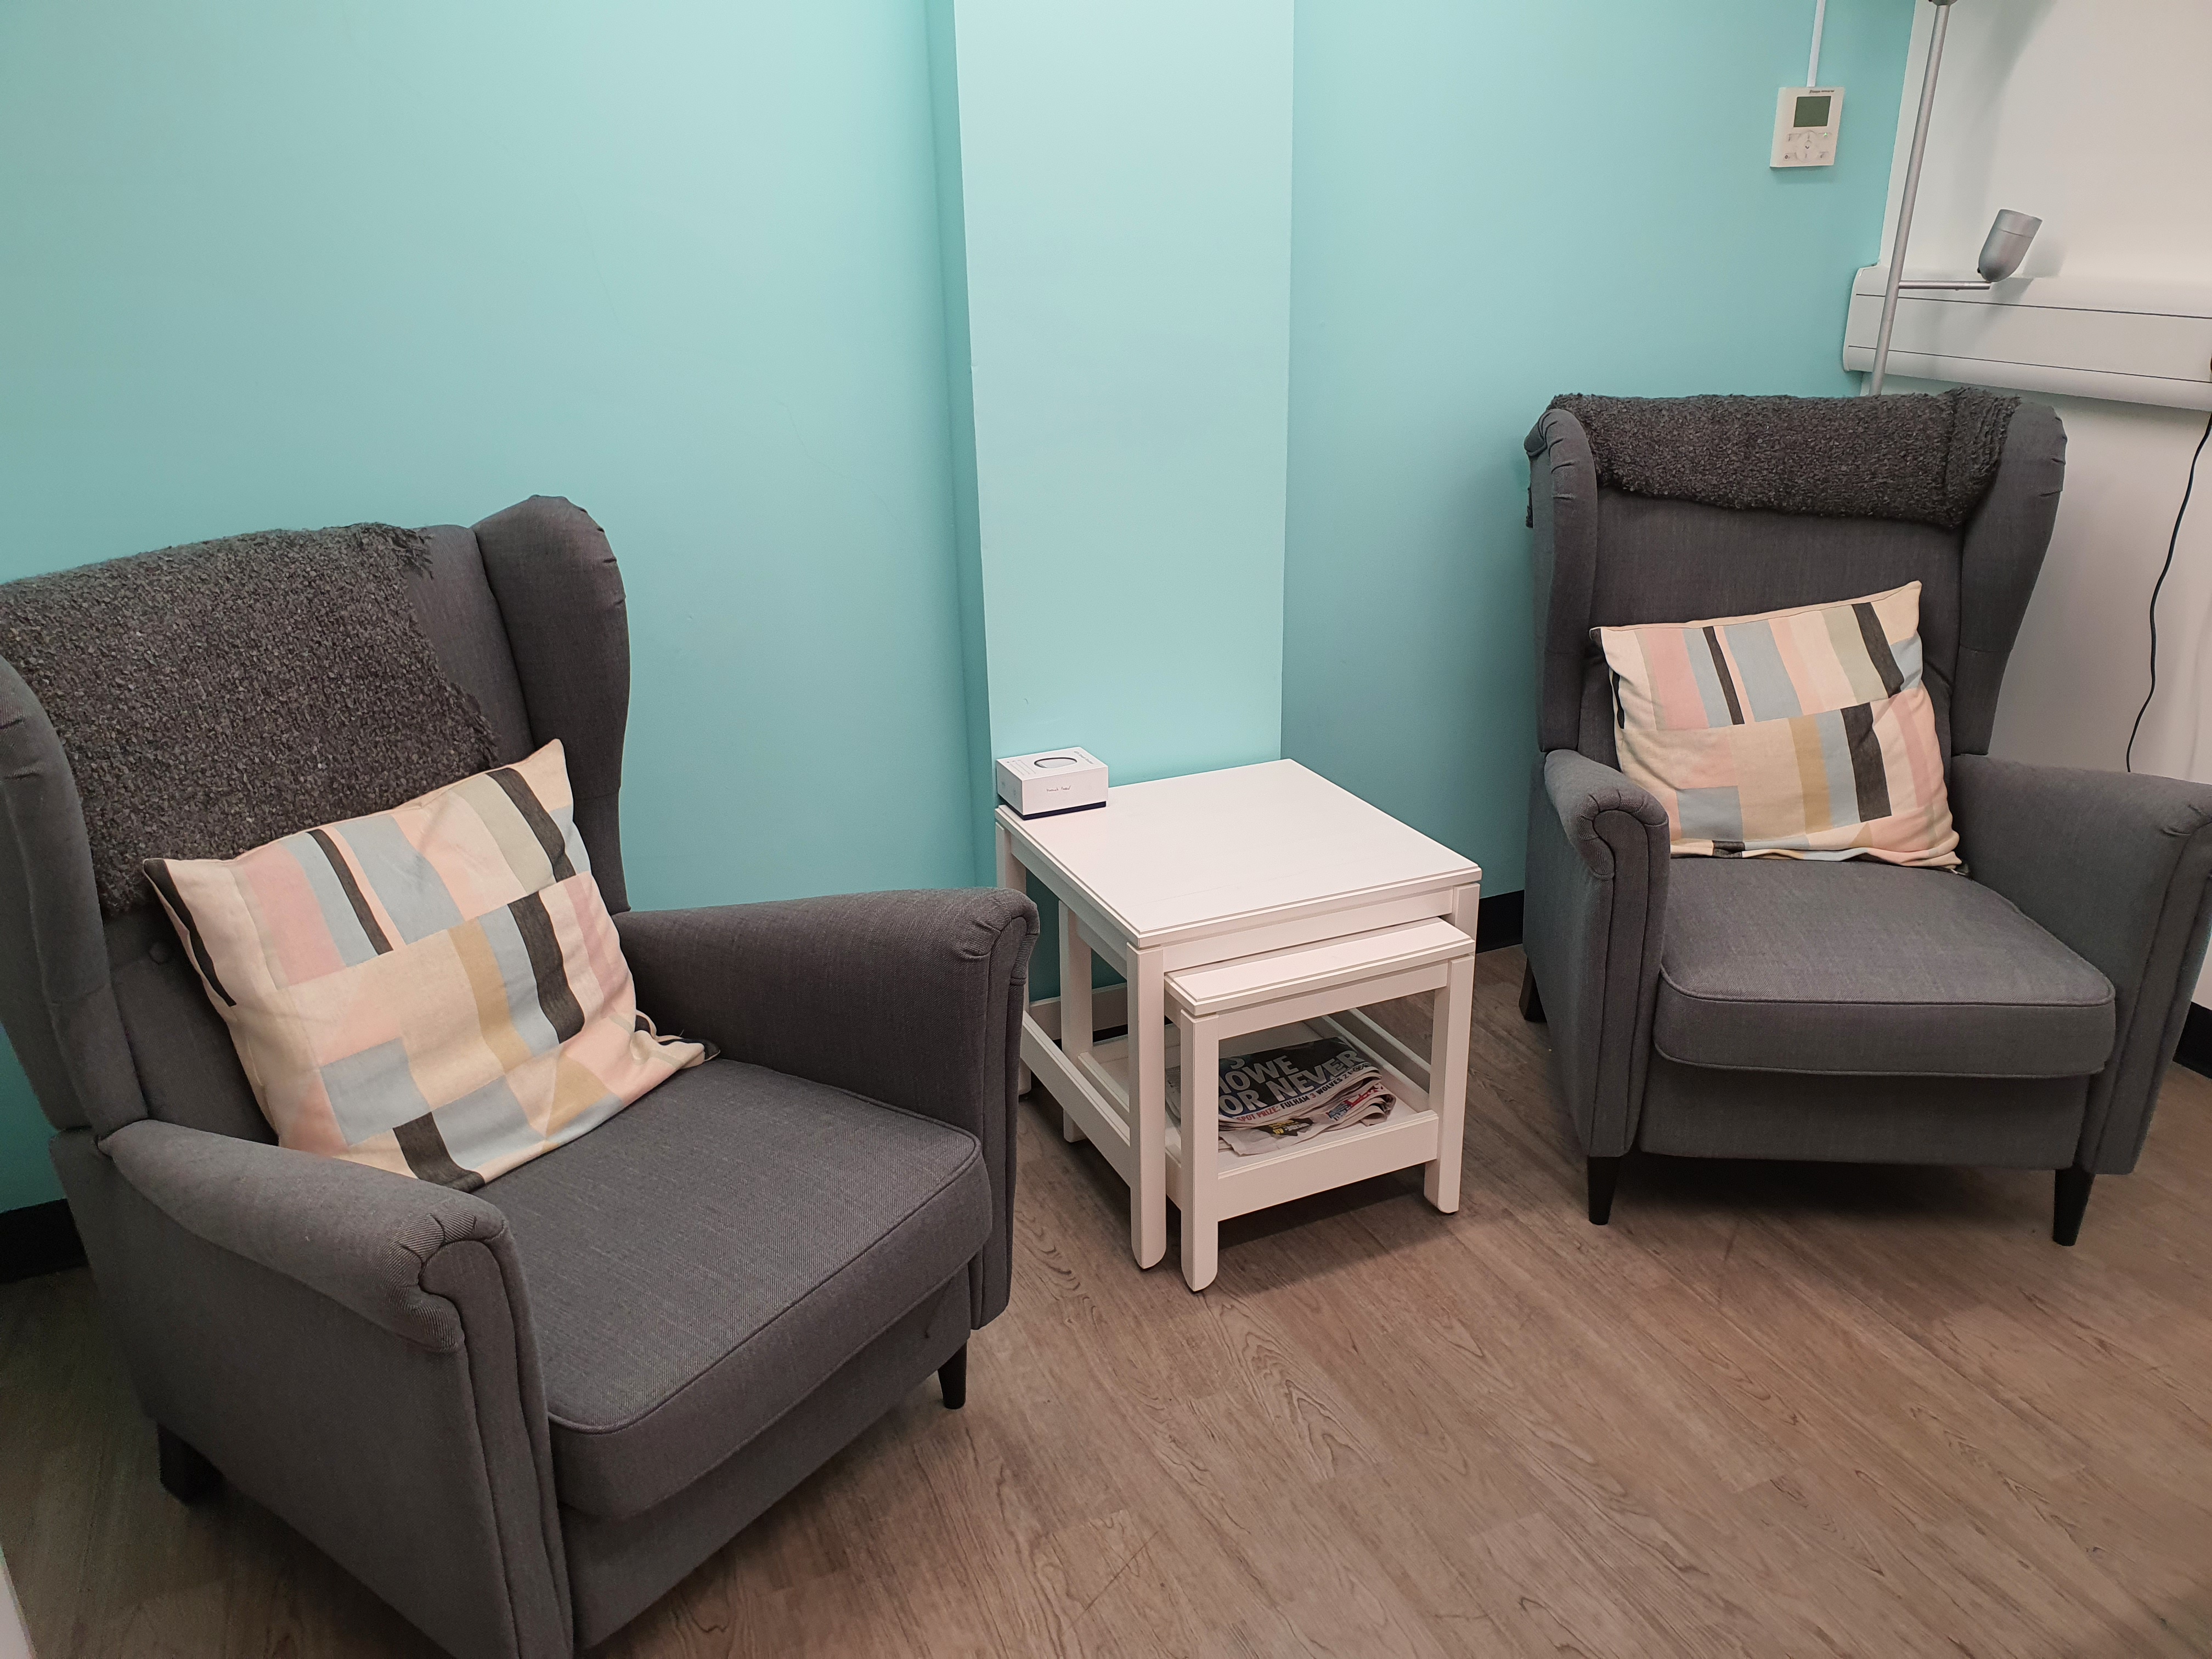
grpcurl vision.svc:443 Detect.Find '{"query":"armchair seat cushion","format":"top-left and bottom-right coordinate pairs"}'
top-left (1654, 857), bottom-right (2114, 1077)
top-left (483, 1056), bottom-right (991, 1520)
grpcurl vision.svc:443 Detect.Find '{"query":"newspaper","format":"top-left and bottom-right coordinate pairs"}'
top-left (1166, 1035), bottom-right (1396, 1158)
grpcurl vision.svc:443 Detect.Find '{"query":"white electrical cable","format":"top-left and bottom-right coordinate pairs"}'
top-left (1808, 0), bottom-right (1829, 87)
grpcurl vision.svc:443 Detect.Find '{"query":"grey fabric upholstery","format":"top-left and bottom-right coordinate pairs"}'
top-left (1522, 397), bottom-right (2212, 1221)
top-left (560, 1275), bottom-right (971, 1648)
top-left (1548, 389), bottom-right (2022, 529)
top-left (486, 1059), bottom-right (991, 1520)
top-left (1954, 755), bottom-right (2212, 1172)
top-left (409, 526), bottom-right (534, 765)
top-left (616, 887), bottom-right (1038, 1327)
top-left (1526, 406), bottom-right (1601, 757)
top-left (471, 498), bottom-right (632, 913)
top-left (0, 498), bottom-right (1030, 1656)
top-left (1579, 492), bottom-right (1963, 768)
top-left (1636, 1062), bottom-right (2088, 1167)
top-left (1521, 751), bottom-right (1669, 1158)
top-left (0, 523), bottom-right (499, 917)
top-left (106, 906), bottom-right (270, 1142)
top-left (1525, 399), bottom-right (2068, 763)
top-left (1954, 404), bottom-right (2067, 756)
top-left (1576, 661), bottom-right (1622, 770)
top-left (1655, 859), bottom-right (2113, 1078)
top-left (103, 1117), bottom-right (521, 1348)
top-left (56, 1126), bottom-right (571, 1659)
top-left (0, 658), bottom-right (142, 1135)
top-left (92, 525), bottom-right (538, 1146)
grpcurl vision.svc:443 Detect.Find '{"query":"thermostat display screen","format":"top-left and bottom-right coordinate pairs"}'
top-left (1793, 94), bottom-right (1832, 127)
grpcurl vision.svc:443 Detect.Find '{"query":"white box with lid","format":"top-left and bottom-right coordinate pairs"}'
top-left (995, 747), bottom-right (1108, 819)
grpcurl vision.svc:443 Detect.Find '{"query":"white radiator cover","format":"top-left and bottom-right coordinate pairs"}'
top-left (1842, 270), bottom-right (2212, 410)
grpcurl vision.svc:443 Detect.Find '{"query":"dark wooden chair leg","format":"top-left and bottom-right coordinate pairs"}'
top-left (2053, 1167), bottom-right (2094, 1246)
top-left (157, 1425), bottom-right (223, 1504)
top-left (938, 1344), bottom-right (968, 1410)
top-left (1519, 963), bottom-right (1545, 1023)
top-left (1587, 1155), bottom-right (1622, 1226)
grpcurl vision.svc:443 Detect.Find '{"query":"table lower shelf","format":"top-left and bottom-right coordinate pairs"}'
top-left (1023, 1015), bottom-right (1441, 1222)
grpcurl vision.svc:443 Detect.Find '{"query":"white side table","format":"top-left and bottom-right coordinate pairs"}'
top-left (995, 760), bottom-right (1481, 1284)
top-left (1167, 917), bottom-right (1475, 1288)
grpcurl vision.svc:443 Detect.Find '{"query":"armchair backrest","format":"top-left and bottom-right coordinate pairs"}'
top-left (1525, 400), bottom-right (2066, 770)
top-left (0, 495), bottom-right (630, 1144)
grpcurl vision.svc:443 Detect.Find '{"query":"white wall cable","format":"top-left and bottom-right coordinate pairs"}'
top-left (1808, 0), bottom-right (1830, 87)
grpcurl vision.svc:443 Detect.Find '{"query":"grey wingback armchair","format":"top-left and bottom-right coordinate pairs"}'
top-left (1520, 402), bottom-right (2212, 1242)
top-left (0, 498), bottom-right (1036, 1657)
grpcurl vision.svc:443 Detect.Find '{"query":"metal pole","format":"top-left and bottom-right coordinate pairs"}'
top-left (1869, 0), bottom-right (1954, 396)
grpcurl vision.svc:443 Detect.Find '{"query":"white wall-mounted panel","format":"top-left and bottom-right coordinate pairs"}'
top-left (1843, 271), bottom-right (2212, 410)
top-left (1861, 0), bottom-right (2212, 1004)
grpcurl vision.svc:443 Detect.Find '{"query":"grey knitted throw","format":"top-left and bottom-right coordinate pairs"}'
top-left (1547, 388), bottom-right (2019, 530)
top-left (0, 523), bottom-right (501, 916)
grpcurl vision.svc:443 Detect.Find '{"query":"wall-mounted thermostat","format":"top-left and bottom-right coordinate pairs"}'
top-left (1771, 86), bottom-right (1843, 167)
top-left (996, 747), bottom-right (1108, 819)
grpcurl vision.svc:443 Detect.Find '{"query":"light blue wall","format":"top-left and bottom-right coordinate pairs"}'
top-left (0, 1102), bottom-right (55, 1215)
top-left (1283, 0), bottom-right (1917, 894)
top-left (924, 0), bottom-right (1000, 885)
top-left (943, 0), bottom-right (1296, 789)
top-left (0, 3), bottom-right (1917, 1216)
top-left (0, 1), bottom-right (974, 1209)
top-left (933, 0), bottom-right (1296, 992)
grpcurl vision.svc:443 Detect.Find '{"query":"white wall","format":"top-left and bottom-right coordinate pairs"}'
top-left (1874, 0), bottom-right (2212, 992)
top-left (0, 1545), bottom-right (30, 1659)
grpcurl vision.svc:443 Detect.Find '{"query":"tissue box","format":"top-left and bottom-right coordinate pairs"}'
top-left (995, 748), bottom-right (1108, 819)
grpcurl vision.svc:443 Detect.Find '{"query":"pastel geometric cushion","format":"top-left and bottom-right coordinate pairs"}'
top-left (1594, 582), bottom-right (1960, 868)
top-left (144, 741), bottom-right (704, 1188)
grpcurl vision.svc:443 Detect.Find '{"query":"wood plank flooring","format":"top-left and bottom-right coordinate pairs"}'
top-left (6, 944), bottom-right (2211, 1657)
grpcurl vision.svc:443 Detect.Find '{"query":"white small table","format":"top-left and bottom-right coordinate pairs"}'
top-left (996, 760), bottom-right (1481, 1289)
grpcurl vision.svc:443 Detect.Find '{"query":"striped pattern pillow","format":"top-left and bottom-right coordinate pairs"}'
top-left (145, 741), bottom-right (705, 1189)
top-left (1594, 582), bottom-right (1959, 867)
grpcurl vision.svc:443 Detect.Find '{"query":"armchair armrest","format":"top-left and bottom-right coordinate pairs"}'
top-left (616, 888), bottom-right (1038, 1324)
top-left (69, 1121), bottom-right (567, 1659)
top-left (106, 1117), bottom-right (512, 1350)
top-left (1521, 751), bottom-right (1672, 1157)
top-left (1953, 754), bottom-right (2212, 1172)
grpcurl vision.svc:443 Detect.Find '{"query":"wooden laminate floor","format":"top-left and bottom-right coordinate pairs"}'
top-left (6, 944), bottom-right (2211, 1657)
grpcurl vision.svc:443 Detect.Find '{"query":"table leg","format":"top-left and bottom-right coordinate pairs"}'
top-left (1175, 1008), bottom-right (1220, 1291)
top-left (996, 826), bottom-right (1032, 1097)
top-left (1058, 909), bottom-right (1092, 1144)
top-left (1425, 883), bottom-right (1479, 1213)
top-left (1130, 946), bottom-right (1167, 1268)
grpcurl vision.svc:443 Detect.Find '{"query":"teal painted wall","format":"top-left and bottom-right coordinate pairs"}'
top-left (0, 1103), bottom-right (55, 1215)
top-left (1283, 0), bottom-right (1917, 894)
top-left (944, 0), bottom-right (1296, 789)
top-left (924, 0), bottom-right (999, 887)
top-left (0, 1), bottom-right (974, 1209)
top-left (0, 2), bottom-right (1917, 1215)
top-left (934, 0), bottom-right (1296, 995)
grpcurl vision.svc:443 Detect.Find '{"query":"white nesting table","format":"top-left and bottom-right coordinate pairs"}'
top-left (996, 760), bottom-right (1481, 1289)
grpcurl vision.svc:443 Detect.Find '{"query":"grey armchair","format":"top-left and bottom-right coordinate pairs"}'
top-left (0, 498), bottom-right (1037, 1657)
top-left (1520, 401), bottom-right (2212, 1242)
